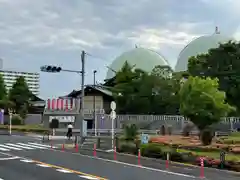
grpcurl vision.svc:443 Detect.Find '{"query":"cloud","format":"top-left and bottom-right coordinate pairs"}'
top-left (0, 0), bottom-right (239, 98)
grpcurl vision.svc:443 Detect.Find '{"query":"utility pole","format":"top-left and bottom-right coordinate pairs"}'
top-left (80, 50), bottom-right (85, 139)
top-left (93, 70), bottom-right (97, 136)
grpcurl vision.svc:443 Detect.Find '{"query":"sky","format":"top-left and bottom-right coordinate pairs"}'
top-left (1, 0), bottom-right (240, 99)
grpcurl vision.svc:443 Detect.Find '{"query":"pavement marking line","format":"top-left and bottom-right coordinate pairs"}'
top-left (0, 156), bottom-right (20, 161)
top-left (31, 159), bottom-right (108, 180)
top-left (28, 142), bottom-right (57, 148)
top-left (79, 175), bottom-right (99, 179)
top-left (20, 159), bottom-right (34, 163)
top-left (36, 164), bottom-right (51, 167)
top-left (50, 149), bottom-right (196, 178)
top-left (0, 144), bottom-right (22, 150)
top-left (16, 143), bottom-right (47, 149)
top-left (0, 147), bottom-right (10, 151)
top-left (56, 169), bottom-right (72, 173)
top-left (6, 143), bottom-right (34, 150)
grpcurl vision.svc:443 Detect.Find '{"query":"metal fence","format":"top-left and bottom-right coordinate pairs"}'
top-left (95, 115), bottom-right (240, 132)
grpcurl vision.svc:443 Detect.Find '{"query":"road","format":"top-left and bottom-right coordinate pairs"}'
top-left (0, 133), bottom-right (239, 180)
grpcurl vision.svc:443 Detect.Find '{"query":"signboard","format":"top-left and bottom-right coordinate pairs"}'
top-left (49, 116), bottom-right (75, 123)
top-left (0, 109), bottom-right (4, 125)
top-left (110, 101), bottom-right (116, 110)
top-left (82, 120), bottom-right (87, 137)
top-left (141, 134), bottom-right (149, 144)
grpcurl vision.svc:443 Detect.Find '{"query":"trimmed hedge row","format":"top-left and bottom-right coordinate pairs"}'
top-left (0, 125), bottom-right (49, 134)
top-left (117, 142), bottom-right (240, 172)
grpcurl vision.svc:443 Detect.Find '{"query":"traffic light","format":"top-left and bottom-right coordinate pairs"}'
top-left (40, 65), bottom-right (62, 73)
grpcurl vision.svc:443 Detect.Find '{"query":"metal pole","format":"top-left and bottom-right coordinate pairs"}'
top-left (93, 70), bottom-right (97, 136)
top-left (111, 116), bottom-right (114, 150)
top-left (80, 51), bottom-right (85, 140)
top-left (9, 110), bottom-right (12, 135)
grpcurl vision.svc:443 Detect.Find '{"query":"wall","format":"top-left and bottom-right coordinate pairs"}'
top-left (3, 114), bottom-right (42, 125)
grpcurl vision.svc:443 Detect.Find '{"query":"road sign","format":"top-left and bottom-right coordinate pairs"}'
top-left (110, 101), bottom-right (116, 110)
top-left (110, 110), bottom-right (116, 119)
top-left (141, 134), bottom-right (149, 144)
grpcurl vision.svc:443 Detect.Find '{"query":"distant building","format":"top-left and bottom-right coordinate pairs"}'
top-left (43, 85), bottom-right (113, 128)
top-left (0, 69), bottom-right (40, 95)
top-left (175, 27), bottom-right (233, 72)
top-left (106, 47), bottom-right (172, 79)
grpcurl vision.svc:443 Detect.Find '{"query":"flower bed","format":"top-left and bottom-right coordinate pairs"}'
top-left (117, 141), bottom-right (240, 172)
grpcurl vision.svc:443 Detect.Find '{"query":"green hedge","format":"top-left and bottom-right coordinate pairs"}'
top-left (0, 125), bottom-right (49, 134)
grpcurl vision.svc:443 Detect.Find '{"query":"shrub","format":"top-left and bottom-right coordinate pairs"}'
top-left (140, 143), bottom-right (163, 158)
top-left (118, 141), bottom-right (137, 154)
top-left (201, 129), bottom-right (214, 146)
top-left (11, 115), bottom-right (22, 125)
top-left (182, 123), bottom-right (194, 136)
top-left (124, 124), bottom-right (138, 141)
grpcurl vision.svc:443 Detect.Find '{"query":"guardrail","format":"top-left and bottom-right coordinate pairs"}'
top-left (54, 128), bottom-right (230, 136)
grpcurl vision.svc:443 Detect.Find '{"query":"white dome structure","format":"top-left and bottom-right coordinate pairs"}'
top-left (175, 29), bottom-right (233, 72)
top-left (106, 47), bottom-right (170, 79)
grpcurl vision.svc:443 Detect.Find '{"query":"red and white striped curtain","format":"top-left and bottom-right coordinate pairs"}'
top-left (46, 98), bottom-right (76, 110)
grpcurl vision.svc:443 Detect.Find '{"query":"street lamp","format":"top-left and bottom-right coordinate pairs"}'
top-left (93, 70), bottom-right (97, 136)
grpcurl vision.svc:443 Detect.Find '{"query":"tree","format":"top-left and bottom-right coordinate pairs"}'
top-left (0, 74), bottom-right (7, 100)
top-left (111, 62), bottom-right (181, 115)
top-left (8, 76), bottom-right (31, 118)
top-left (188, 41), bottom-right (240, 114)
top-left (179, 76), bottom-right (235, 132)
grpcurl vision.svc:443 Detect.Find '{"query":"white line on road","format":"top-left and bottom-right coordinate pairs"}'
top-left (56, 169), bottom-right (72, 173)
top-left (78, 175), bottom-right (99, 179)
top-left (0, 144), bottom-right (22, 150)
top-left (16, 143), bottom-right (47, 149)
top-left (36, 164), bottom-right (50, 167)
top-left (28, 142), bottom-right (56, 148)
top-left (6, 143), bottom-right (34, 150)
top-left (0, 156), bottom-right (20, 160)
top-left (0, 147), bottom-right (9, 151)
top-left (20, 159), bottom-right (34, 163)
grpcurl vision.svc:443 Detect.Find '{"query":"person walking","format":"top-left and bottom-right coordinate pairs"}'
top-left (66, 123), bottom-right (73, 140)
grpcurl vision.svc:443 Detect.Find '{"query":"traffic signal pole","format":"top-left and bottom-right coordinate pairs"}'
top-left (80, 51), bottom-right (85, 142)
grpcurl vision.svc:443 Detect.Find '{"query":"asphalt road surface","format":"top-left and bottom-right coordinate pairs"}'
top-left (0, 134), bottom-right (239, 180)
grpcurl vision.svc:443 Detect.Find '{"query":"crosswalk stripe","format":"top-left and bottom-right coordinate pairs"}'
top-left (0, 147), bottom-right (9, 151)
top-left (0, 144), bottom-right (22, 150)
top-left (17, 143), bottom-right (47, 149)
top-left (28, 142), bottom-right (56, 148)
top-left (6, 143), bottom-right (34, 150)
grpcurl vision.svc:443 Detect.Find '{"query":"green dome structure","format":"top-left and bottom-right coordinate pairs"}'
top-left (106, 47), bottom-right (170, 79)
top-left (175, 29), bottom-right (233, 72)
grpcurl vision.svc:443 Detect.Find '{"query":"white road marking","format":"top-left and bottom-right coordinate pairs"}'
top-left (6, 143), bottom-right (34, 150)
top-left (56, 169), bottom-right (72, 173)
top-left (78, 175), bottom-right (99, 179)
top-left (0, 147), bottom-right (9, 151)
top-left (17, 143), bottom-right (47, 149)
top-left (28, 142), bottom-right (56, 148)
top-left (0, 156), bottom-right (19, 160)
top-left (0, 178), bottom-right (4, 180)
top-left (20, 159), bottom-right (34, 163)
top-left (36, 164), bottom-right (50, 167)
top-left (0, 144), bottom-right (22, 150)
